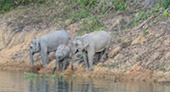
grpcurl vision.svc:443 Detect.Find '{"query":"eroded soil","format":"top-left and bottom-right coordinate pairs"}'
top-left (0, 3), bottom-right (170, 83)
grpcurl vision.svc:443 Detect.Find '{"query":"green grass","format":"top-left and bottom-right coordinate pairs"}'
top-left (58, 73), bottom-right (64, 78)
top-left (76, 16), bottom-right (104, 36)
top-left (144, 30), bottom-right (149, 35)
top-left (0, 0), bottom-right (54, 12)
top-left (24, 72), bottom-right (57, 80)
top-left (161, 0), bottom-right (170, 9)
top-left (114, 0), bottom-right (126, 11)
top-left (24, 72), bottom-right (37, 78)
top-left (163, 11), bottom-right (170, 18)
top-left (71, 9), bottom-right (91, 23)
top-left (72, 74), bottom-right (76, 79)
top-left (51, 74), bottom-right (57, 79)
top-left (131, 11), bottom-right (148, 27)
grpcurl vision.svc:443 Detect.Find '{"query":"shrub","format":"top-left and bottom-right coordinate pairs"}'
top-left (161, 0), bottom-right (170, 9)
top-left (113, 0), bottom-right (126, 10)
top-left (76, 16), bottom-right (104, 36)
top-left (163, 11), bottom-right (170, 18)
top-left (0, 0), bottom-right (49, 12)
top-left (131, 11), bottom-right (147, 27)
top-left (78, 0), bottom-right (97, 8)
top-left (144, 30), bottom-right (149, 35)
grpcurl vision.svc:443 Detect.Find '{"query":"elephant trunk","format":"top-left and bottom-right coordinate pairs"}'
top-left (53, 57), bottom-right (59, 74)
top-left (52, 67), bottom-right (57, 74)
top-left (30, 50), bottom-right (34, 66)
top-left (71, 47), bottom-right (77, 70)
top-left (71, 53), bottom-right (75, 70)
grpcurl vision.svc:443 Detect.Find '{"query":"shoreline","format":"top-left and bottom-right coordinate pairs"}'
top-left (0, 61), bottom-right (170, 83)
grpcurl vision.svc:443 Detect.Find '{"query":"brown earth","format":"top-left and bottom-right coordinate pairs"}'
top-left (1, 3), bottom-right (170, 83)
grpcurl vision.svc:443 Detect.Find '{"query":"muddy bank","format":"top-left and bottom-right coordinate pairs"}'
top-left (0, 1), bottom-right (170, 83)
top-left (0, 60), bottom-right (170, 83)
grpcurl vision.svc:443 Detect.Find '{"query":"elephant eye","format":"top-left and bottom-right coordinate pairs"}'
top-left (58, 55), bottom-right (62, 59)
top-left (30, 46), bottom-right (33, 49)
top-left (75, 43), bottom-right (78, 46)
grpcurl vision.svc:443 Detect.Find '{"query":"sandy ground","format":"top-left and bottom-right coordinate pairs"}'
top-left (1, 3), bottom-right (170, 83)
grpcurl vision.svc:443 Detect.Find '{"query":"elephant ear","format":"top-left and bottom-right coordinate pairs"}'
top-left (83, 37), bottom-right (89, 48)
top-left (35, 39), bottom-right (41, 51)
top-left (76, 40), bottom-right (82, 45)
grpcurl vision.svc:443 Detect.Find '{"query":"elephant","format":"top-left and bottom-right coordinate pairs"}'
top-left (30, 30), bottom-right (71, 67)
top-left (53, 45), bottom-right (70, 73)
top-left (71, 30), bottom-right (111, 71)
top-left (93, 51), bottom-right (104, 63)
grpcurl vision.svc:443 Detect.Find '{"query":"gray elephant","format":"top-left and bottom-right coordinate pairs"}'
top-left (30, 30), bottom-right (71, 67)
top-left (53, 45), bottom-right (70, 73)
top-left (71, 30), bottom-right (111, 71)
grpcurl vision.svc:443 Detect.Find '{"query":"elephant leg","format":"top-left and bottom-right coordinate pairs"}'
top-left (83, 51), bottom-right (89, 70)
top-left (71, 55), bottom-right (76, 70)
top-left (100, 49), bottom-right (107, 62)
top-left (93, 53), bottom-right (99, 64)
top-left (59, 63), bottom-right (62, 72)
top-left (52, 67), bottom-right (56, 74)
top-left (62, 57), bottom-right (68, 72)
top-left (88, 51), bottom-right (94, 71)
top-left (52, 59), bottom-right (59, 74)
top-left (105, 48), bottom-right (110, 59)
top-left (95, 52), bottom-right (102, 62)
top-left (40, 48), bottom-right (48, 67)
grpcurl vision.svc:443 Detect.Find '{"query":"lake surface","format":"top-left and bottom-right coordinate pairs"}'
top-left (0, 71), bottom-right (170, 92)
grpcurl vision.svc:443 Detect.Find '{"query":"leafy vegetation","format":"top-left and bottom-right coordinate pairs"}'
top-left (163, 11), bottom-right (170, 18)
top-left (72, 74), bottom-right (76, 79)
top-left (71, 9), bottom-right (92, 23)
top-left (58, 73), bottom-right (64, 78)
top-left (24, 72), bottom-right (37, 78)
top-left (0, 0), bottom-right (52, 12)
top-left (51, 74), bottom-right (57, 79)
top-left (76, 16), bottom-right (104, 36)
top-left (131, 11), bottom-right (148, 27)
top-left (113, 0), bottom-right (126, 10)
top-left (144, 30), bottom-right (149, 35)
top-left (161, 0), bottom-right (170, 9)
top-left (24, 72), bottom-right (57, 80)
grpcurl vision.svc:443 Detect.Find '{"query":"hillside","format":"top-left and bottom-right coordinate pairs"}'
top-left (0, 0), bottom-right (170, 82)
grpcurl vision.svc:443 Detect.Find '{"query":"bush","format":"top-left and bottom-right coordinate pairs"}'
top-left (113, 0), bottom-right (126, 10)
top-left (0, 0), bottom-right (49, 12)
top-left (78, 0), bottom-right (97, 8)
top-left (161, 0), bottom-right (170, 9)
top-left (71, 9), bottom-right (91, 23)
top-left (131, 11), bottom-right (148, 27)
top-left (76, 16), bottom-right (104, 36)
top-left (163, 11), bottom-right (170, 18)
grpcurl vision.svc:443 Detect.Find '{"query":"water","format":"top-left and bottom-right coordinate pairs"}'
top-left (0, 71), bottom-right (170, 92)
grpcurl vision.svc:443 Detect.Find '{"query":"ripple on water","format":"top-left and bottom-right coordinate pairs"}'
top-left (0, 71), bottom-right (170, 92)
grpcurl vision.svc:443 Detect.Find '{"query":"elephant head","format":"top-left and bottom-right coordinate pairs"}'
top-left (72, 36), bottom-right (89, 54)
top-left (52, 53), bottom-right (62, 74)
top-left (30, 39), bottom-right (40, 66)
top-left (71, 36), bottom-right (89, 69)
top-left (53, 46), bottom-right (69, 73)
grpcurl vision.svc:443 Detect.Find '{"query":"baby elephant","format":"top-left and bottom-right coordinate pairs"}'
top-left (52, 45), bottom-right (70, 74)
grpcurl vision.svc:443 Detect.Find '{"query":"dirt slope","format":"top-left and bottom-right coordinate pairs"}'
top-left (0, 3), bottom-right (170, 82)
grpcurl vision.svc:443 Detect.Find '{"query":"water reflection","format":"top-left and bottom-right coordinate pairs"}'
top-left (28, 76), bottom-right (94, 92)
top-left (79, 81), bottom-right (93, 92)
top-left (29, 76), bottom-right (69, 92)
top-left (28, 76), bottom-right (170, 92)
top-left (53, 77), bottom-right (69, 92)
top-left (1, 71), bottom-right (170, 92)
